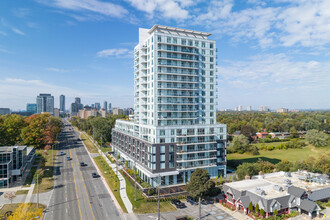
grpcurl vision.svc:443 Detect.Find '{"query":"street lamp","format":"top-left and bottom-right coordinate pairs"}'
top-left (37, 168), bottom-right (49, 208)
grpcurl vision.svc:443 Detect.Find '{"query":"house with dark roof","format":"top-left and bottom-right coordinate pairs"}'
top-left (223, 171), bottom-right (327, 218)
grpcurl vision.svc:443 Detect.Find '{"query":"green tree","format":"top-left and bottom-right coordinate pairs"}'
top-left (301, 118), bottom-right (321, 131)
top-left (241, 125), bottom-right (257, 140)
top-left (306, 129), bottom-right (328, 147)
top-left (219, 175), bottom-right (223, 184)
top-left (248, 202), bottom-right (253, 212)
top-left (260, 208), bottom-right (265, 216)
top-left (235, 163), bottom-right (259, 180)
top-left (274, 209), bottom-right (278, 216)
top-left (290, 126), bottom-right (299, 138)
top-left (1, 114), bottom-right (26, 146)
top-left (275, 159), bottom-right (292, 172)
top-left (230, 134), bottom-right (249, 154)
top-left (185, 168), bottom-right (214, 198)
top-left (255, 203), bottom-right (259, 213)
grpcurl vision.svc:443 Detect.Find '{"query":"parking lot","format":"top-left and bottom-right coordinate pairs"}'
top-left (138, 201), bottom-right (237, 220)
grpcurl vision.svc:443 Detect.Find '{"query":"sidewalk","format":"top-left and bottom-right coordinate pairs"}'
top-left (24, 164), bottom-right (40, 204)
top-left (214, 203), bottom-right (251, 220)
top-left (80, 131), bottom-right (135, 216)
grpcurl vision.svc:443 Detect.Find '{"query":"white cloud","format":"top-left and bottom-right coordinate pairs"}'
top-left (127, 0), bottom-right (189, 19)
top-left (46, 67), bottom-right (70, 73)
top-left (96, 48), bottom-right (130, 58)
top-left (0, 18), bottom-right (25, 36)
top-left (10, 27), bottom-right (25, 35)
top-left (36, 0), bottom-right (128, 19)
top-left (195, 0), bottom-right (330, 48)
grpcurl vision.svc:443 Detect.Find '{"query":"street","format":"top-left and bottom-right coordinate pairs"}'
top-left (44, 121), bottom-right (122, 220)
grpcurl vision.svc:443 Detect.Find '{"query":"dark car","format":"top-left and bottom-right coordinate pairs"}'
top-left (60, 152), bottom-right (65, 156)
top-left (66, 156), bottom-right (71, 161)
top-left (186, 196), bottom-right (197, 205)
top-left (80, 162), bottom-right (87, 166)
top-left (92, 172), bottom-right (99, 178)
top-left (171, 199), bottom-right (185, 208)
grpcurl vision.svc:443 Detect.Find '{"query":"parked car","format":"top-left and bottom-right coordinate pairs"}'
top-left (171, 199), bottom-right (185, 208)
top-left (186, 196), bottom-right (197, 205)
top-left (80, 162), bottom-right (87, 166)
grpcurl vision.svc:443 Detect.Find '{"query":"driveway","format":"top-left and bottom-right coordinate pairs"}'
top-left (138, 201), bottom-right (237, 220)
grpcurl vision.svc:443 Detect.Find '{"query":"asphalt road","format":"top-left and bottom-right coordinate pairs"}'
top-left (44, 120), bottom-right (122, 220)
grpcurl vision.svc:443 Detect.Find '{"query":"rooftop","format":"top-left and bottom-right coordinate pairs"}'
top-left (0, 146), bottom-right (27, 153)
top-left (148, 25), bottom-right (212, 37)
top-left (225, 171), bottom-right (329, 200)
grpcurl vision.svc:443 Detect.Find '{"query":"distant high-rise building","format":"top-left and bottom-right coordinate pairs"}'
top-left (264, 106), bottom-right (271, 112)
top-left (238, 105), bottom-right (243, 111)
top-left (75, 97), bottom-right (81, 104)
top-left (60, 95), bottom-right (65, 113)
top-left (103, 101), bottom-right (108, 113)
top-left (235, 107), bottom-right (238, 111)
top-left (36, 94), bottom-right (54, 115)
top-left (91, 104), bottom-right (95, 108)
top-left (95, 103), bottom-right (101, 110)
top-left (26, 103), bottom-right (37, 114)
top-left (108, 103), bottom-right (112, 110)
top-left (112, 25), bottom-right (226, 187)
top-left (259, 106), bottom-right (263, 111)
top-left (71, 97), bottom-right (83, 116)
top-left (0, 108), bottom-right (10, 115)
top-left (247, 106), bottom-right (252, 111)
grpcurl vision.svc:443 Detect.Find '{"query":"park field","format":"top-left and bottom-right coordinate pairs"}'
top-left (227, 145), bottom-right (330, 168)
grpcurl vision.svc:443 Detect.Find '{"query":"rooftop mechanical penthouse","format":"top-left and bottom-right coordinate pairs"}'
top-left (112, 25), bottom-right (226, 187)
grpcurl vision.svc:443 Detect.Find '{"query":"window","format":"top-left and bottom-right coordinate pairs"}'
top-left (202, 42), bottom-right (205, 47)
top-left (160, 130), bottom-right (165, 136)
top-left (210, 57), bottom-right (213, 62)
top-left (169, 162), bottom-right (174, 168)
top-left (160, 154), bottom-right (165, 161)
top-left (181, 39), bottom-right (186, 45)
top-left (210, 50), bottom-right (214, 55)
top-left (210, 71), bottom-right (214, 76)
top-left (160, 162), bottom-right (165, 169)
top-left (160, 138), bottom-right (165, 143)
top-left (210, 43), bottom-right (213, 48)
top-left (171, 129), bottom-right (175, 135)
top-left (160, 146), bottom-right (166, 153)
top-left (158, 36), bottom-right (161, 42)
top-left (195, 41), bottom-right (199, 47)
top-left (202, 49), bottom-right (205, 55)
top-left (167, 37), bottom-right (171, 43)
top-left (173, 38), bottom-right (177, 44)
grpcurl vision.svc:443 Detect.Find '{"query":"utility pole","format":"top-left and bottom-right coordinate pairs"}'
top-left (37, 172), bottom-right (39, 209)
top-left (158, 174), bottom-right (161, 220)
top-left (199, 197), bottom-right (201, 220)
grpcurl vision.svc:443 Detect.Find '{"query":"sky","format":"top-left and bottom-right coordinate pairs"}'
top-left (0, 0), bottom-right (329, 111)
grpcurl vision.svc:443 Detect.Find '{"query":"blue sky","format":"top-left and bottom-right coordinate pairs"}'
top-left (0, 0), bottom-right (329, 111)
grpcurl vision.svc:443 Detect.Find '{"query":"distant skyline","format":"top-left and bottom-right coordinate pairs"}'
top-left (1, 0), bottom-right (330, 111)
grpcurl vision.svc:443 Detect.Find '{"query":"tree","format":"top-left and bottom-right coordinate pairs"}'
top-left (301, 118), bottom-right (321, 131)
top-left (7, 203), bottom-right (43, 220)
top-left (306, 129), bottom-right (328, 147)
top-left (231, 135), bottom-right (249, 154)
top-left (235, 163), bottom-right (259, 180)
top-left (274, 209), bottom-right (278, 216)
top-left (255, 203), bottom-right (259, 213)
top-left (290, 127), bottom-right (299, 138)
top-left (275, 159), bottom-right (292, 172)
top-left (4, 192), bottom-right (16, 204)
top-left (1, 114), bottom-right (25, 146)
top-left (185, 168), bottom-right (214, 198)
top-left (248, 202), bottom-right (253, 212)
top-left (260, 208), bottom-right (265, 217)
top-left (219, 175), bottom-right (223, 184)
top-left (241, 125), bottom-right (257, 140)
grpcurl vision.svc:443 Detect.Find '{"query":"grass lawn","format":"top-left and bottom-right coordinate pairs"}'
top-left (228, 145), bottom-right (330, 169)
top-left (120, 171), bottom-right (176, 214)
top-left (93, 156), bottom-right (127, 213)
top-left (33, 149), bottom-right (57, 194)
top-left (101, 147), bottom-right (112, 153)
top-left (24, 166), bottom-right (37, 186)
top-left (81, 133), bottom-right (99, 153)
top-left (252, 141), bottom-right (289, 148)
top-left (0, 203), bottom-right (46, 216)
top-left (16, 190), bottom-right (29, 195)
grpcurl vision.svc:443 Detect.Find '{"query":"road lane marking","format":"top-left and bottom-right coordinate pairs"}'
top-left (75, 147), bottom-right (96, 220)
top-left (70, 149), bottom-right (83, 220)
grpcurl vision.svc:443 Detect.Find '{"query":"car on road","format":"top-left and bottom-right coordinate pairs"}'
top-left (66, 156), bottom-right (71, 161)
top-left (92, 172), bottom-right (99, 178)
top-left (60, 152), bottom-right (65, 156)
top-left (186, 196), bottom-right (197, 205)
top-left (171, 199), bottom-right (185, 208)
top-left (80, 162), bottom-right (87, 166)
